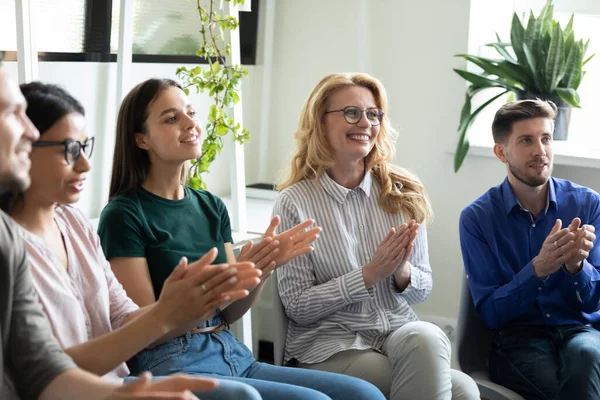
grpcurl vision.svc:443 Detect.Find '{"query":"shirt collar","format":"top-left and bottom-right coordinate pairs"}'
top-left (502, 176), bottom-right (557, 215)
top-left (320, 170), bottom-right (372, 204)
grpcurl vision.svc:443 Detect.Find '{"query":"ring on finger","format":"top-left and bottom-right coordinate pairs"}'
top-left (554, 240), bottom-right (558, 249)
top-left (201, 283), bottom-right (208, 293)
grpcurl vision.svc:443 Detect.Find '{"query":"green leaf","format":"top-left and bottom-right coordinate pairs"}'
top-left (487, 43), bottom-right (518, 64)
top-left (522, 43), bottom-right (539, 90)
top-left (453, 69), bottom-right (521, 92)
top-left (569, 41), bottom-right (585, 89)
top-left (510, 13), bottom-right (527, 65)
top-left (564, 13), bottom-right (574, 37)
top-left (561, 37), bottom-right (580, 88)
top-left (455, 54), bottom-right (529, 87)
top-left (208, 105), bottom-right (218, 123)
top-left (583, 53), bottom-right (595, 67)
top-left (216, 123), bottom-right (229, 136)
top-left (454, 90), bottom-right (509, 172)
top-left (555, 87), bottom-right (581, 108)
top-left (545, 22), bottom-right (565, 92)
top-left (524, 11), bottom-right (542, 62)
top-left (211, 61), bottom-right (221, 74)
top-left (183, 87), bottom-right (190, 96)
top-left (539, 1), bottom-right (554, 37)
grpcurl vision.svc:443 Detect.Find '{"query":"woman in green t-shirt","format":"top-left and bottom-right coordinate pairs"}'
top-left (98, 78), bottom-right (384, 400)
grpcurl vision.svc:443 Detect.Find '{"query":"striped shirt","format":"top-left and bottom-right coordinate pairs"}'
top-left (273, 170), bottom-right (433, 364)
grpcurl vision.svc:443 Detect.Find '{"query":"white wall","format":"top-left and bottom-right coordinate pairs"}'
top-left (256, 0), bottom-right (600, 326)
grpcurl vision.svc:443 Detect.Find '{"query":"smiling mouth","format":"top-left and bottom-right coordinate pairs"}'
top-left (180, 135), bottom-right (198, 144)
top-left (529, 162), bottom-right (548, 168)
top-left (347, 134), bottom-right (370, 141)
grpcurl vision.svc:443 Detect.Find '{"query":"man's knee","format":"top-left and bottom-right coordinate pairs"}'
top-left (490, 350), bottom-right (560, 399)
top-left (567, 337), bottom-right (600, 378)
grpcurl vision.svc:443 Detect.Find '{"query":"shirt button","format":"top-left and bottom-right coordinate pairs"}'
top-left (546, 313), bottom-right (551, 318)
top-left (574, 282), bottom-right (579, 286)
top-left (532, 223), bottom-right (536, 227)
top-left (359, 225), bottom-right (364, 229)
top-left (538, 287), bottom-right (543, 291)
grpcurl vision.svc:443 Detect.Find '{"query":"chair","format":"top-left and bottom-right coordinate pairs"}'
top-left (456, 274), bottom-right (525, 400)
top-left (271, 269), bottom-right (288, 366)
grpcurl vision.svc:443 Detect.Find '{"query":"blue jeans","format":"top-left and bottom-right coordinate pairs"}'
top-left (490, 324), bottom-right (600, 400)
top-left (124, 375), bottom-right (262, 400)
top-left (132, 316), bottom-right (383, 400)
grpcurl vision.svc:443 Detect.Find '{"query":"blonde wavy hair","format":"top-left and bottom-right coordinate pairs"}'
top-left (278, 72), bottom-right (432, 223)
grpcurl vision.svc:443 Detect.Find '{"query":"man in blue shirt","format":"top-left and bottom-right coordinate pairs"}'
top-left (459, 99), bottom-right (600, 400)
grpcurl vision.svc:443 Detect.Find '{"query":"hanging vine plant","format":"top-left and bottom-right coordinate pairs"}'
top-left (176, 0), bottom-right (250, 189)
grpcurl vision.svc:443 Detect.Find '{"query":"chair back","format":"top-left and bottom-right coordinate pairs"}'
top-left (456, 273), bottom-right (494, 374)
top-left (271, 269), bottom-right (288, 366)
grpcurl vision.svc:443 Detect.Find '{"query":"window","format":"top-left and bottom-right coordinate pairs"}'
top-left (0, 0), bottom-right (86, 53)
top-left (1, 0), bottom-right (259, 64)
top-left (466, 0), bottom-right (600, 151)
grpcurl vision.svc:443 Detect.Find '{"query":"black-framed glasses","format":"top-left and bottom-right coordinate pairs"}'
top-left (32, 137), bottom-right (95, 165)
top-left (324, 106), bottom-right (384, 126)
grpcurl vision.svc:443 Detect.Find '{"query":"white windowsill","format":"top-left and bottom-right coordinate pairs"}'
top-left (467, 141), bottom-right (600, 169)
top-left (222, 195), bottom-right (276, 246)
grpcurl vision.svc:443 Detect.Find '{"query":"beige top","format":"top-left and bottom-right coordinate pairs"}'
top-left (17, 205), bottom-right (139, 383)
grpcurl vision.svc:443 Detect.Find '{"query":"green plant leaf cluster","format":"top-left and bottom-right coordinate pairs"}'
top-left (453, 0), bottom-right (595, 171)
top-left (177, 0), bottom-right (250, 189)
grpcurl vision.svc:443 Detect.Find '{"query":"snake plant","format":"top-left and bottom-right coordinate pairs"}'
top-left (453, 0), bottom-right (595, 172)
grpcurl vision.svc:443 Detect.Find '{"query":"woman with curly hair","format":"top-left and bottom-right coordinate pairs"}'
top-left (274, 73), bottom-right (479, 400)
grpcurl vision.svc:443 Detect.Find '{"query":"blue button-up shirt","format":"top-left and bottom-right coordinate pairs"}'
top-left (459, 177), bottom-right (600, 330)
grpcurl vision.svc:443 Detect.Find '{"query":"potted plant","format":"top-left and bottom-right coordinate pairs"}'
top-left (452, 0), bottom-right (595, 172)
top-left (176, 0), bottom-right (250, 189)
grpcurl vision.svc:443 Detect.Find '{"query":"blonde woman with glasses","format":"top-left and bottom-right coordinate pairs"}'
top-left (274, 73), bottom-right (479, 400)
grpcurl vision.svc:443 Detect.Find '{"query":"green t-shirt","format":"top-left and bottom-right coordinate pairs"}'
top-left (98, 186), bottom-right (233, 299)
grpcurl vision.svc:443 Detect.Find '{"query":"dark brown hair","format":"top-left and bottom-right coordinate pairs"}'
top-left (492, 99), bottom-right (557, 143)
top-left (108, 78), bottom-right (183, 200)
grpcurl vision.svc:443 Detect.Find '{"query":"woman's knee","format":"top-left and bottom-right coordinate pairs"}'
top-left (335, 375), bottom-right (386, 400)
top-left (450, 370), bottom-right (480, 400)
top-left (387, 321), bottom-right (451, 359)
top-left (212, 380), bottom-right (262, 400)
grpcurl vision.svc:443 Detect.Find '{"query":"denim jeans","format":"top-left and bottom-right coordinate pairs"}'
top-left (490, 324), bottom-right (600, 400)
top-left (132, 315), bottom-right (383, 400)
top-left (124, 375), bottom-right (262, 400)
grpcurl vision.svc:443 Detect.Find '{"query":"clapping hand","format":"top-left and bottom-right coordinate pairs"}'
top-left (563, 218), bottom-right (596, 274)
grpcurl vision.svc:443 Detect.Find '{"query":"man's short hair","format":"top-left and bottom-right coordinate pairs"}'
top-left (492, 99), bottom-right (557, 143)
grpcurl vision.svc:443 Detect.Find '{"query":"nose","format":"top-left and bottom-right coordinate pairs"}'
top-left (21, 113), bottom-right (40, 142)
top-left (183, 112), bottom-right (197, 130)
top-left (532, 138), bottom-right (547, 157)
top-left (356, 111), bottom-right (372, 128)
top-left (74, 151), bottom-right (91, 173)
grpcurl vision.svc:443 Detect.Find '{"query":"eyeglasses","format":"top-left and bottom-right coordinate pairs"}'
top-left (32, 137), bottom-right (95, 165)
top-left (324, 106), bottom-right (384, 126)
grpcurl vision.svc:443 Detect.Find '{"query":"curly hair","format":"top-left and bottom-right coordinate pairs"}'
top-left (278, 73), bottom-right (432, 222)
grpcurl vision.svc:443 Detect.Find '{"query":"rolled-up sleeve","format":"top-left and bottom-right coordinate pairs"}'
top-left (392, 225), bottom-right (433, 305)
